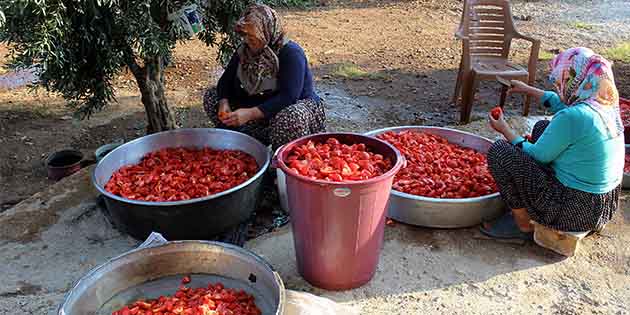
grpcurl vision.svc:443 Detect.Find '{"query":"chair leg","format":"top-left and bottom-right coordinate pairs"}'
top-left (460, 73), bottom-right (476, 124)
top-left (523, 95), bottom-right (531, 116)
top-left (452, 60), bottom-right (464, 104)
top-left (499, 85), bottom-right (508, 108)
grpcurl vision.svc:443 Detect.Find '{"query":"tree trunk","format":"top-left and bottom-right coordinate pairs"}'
top-left (136, 56), bottom-right (176, 134)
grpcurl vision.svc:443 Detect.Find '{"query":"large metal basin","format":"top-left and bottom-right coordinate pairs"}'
top-left (93, 128), bottom-right (271, 240)
top-left (57, 241), bottom-right (285, 315)
top-left (364, 126), bottom-right (504, 228)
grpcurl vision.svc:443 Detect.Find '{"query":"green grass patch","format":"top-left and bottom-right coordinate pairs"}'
top-left (605, 42), bottom-right (630, 63)
top-left (332, 63), bottom-right (387, 80)
top-left (263, 0), bottom-right (313, 8)
top-left (539, 50), bottom-right (555, 61)
top-left (569, 21), bottom-right (594, 30)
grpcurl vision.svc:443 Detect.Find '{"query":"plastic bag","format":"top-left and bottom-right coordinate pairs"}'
top-left (138, 231), bottom-right (168, 248)
top-left (284, 290), bottom-right (360, 315)
top-left (137, 233), bottom-right (359, 315)
top-left (168, 4), bottom-right (204, 38)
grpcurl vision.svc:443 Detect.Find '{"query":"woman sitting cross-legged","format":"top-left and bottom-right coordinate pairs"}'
top-left (203, 4), bottom-right (325, 151)
top-left (482, 47), bottom-right (624, 240)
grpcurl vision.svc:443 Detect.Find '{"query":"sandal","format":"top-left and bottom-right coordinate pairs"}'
top-left (480, 211), bottom-right (533, 241)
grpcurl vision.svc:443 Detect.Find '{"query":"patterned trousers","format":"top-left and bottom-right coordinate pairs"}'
top-left (487, 120), bottom-right (620, 232)
top-left (203, 88), bottom-right (326, 151)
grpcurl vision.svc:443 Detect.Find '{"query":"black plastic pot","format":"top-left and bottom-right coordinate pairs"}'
top-left (47, 150), bottom-right (84, 181)
top-left (100, 175), bottom-right (264, 240)
top-left (92, 128), bottom-right (271, 241)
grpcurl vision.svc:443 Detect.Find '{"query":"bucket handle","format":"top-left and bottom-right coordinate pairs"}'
top-left (400, 155), bottom-right (408, 169)
top-left (271, 145), bottom-right (285, 169)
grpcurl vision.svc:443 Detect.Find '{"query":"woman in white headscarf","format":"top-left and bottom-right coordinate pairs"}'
top-left (203, 4), bottom-right (325, 150)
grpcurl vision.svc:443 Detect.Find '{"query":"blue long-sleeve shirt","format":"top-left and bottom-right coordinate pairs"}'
top-left (217, 41), bottom-right (320, 119)
top-left (511, 91), bottom-right (624, 194)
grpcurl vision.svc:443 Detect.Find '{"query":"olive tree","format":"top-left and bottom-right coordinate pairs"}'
top-left (0, 0), bottom-right (253, 133)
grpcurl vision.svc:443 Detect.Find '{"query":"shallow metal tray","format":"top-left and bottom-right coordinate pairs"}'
top-left (364, 126), bottom-right (505, 228)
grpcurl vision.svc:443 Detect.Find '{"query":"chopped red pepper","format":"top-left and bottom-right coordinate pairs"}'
top-left (111, 278), bottom-right (261, 315)
top-left (377, 131), bottom-right (498, 199)
top-left (284, 137), bottom-right (392, 182)
top-left (105, 147), bottom-right (258, 202)
top-left (625, 153), bottom-right (630, 173)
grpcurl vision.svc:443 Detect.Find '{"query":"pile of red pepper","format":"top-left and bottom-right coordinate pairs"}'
top-left (377, 131), bottom-right (498, 198)
top-left (285, 137), bottom-right (392, 182)
top-left (625, 153), bottom-right (630, 174)
top-left (105, 147), bottom-right (258, 202)
top-left (112, 277), bottom-right (261, 315)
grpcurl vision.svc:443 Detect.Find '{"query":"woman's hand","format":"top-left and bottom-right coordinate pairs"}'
top-left (488, 110), bottom-right (510, 134)
top-left (218, 99), bottom-right (232, 124)
top-left (489, 111), bottom-right (520, 143)
top-left (508, 80), bottom-right (545, 100)
top-left (223, 107), bottom-right (264, 127)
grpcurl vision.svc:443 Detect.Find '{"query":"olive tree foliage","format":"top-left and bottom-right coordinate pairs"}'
top-left (0, 0), bottom-right (254, 133)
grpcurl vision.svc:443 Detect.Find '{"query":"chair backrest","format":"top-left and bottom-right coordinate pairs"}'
top-left (459, 0), bottom-right (518, 59)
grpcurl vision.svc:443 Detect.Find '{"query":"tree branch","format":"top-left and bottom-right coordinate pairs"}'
top-left (123, 45), bottom-right (144, 79)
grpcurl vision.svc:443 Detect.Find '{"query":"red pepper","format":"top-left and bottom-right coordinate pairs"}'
top-left (284, 137), bottom-right (392, 182)
top-left (377, 131), bottom-right (498, 199)
top-left (490, 106), bottom-right (503, 120)
top-left (624, 153), bottom-right (630, 173)
top-left (218, 111), bottom-right (230, 120)
top-left (182, 276), bottom-right (191, 284)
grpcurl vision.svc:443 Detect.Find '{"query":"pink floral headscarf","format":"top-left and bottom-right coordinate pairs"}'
top-left (548, 47), bottom-right (623, 138)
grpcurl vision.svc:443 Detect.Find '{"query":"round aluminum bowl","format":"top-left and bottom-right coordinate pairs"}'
top-left (623, 145), bottom-right (630, 189)
top-left (57, 241), bottom-right (285, 315)
top-left (93, 128), bottom-right (271, 240)
top-left (364, 126), bottom-right (504, 228)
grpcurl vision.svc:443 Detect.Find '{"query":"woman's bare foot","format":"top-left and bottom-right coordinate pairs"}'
top-left (511, 208), bottom-right (534, 232)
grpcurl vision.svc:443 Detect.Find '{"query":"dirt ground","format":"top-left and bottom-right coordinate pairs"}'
top-left (2, 0), bottom-right (630, 209)
top-left (0, 161), bottom-right (628, 315)
top-left (1, 0), bottom-right (630, 313)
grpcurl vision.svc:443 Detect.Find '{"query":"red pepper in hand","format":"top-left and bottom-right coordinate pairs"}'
top-left (490, 106), bottom-right (503, 120)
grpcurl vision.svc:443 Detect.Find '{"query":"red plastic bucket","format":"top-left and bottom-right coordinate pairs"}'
top-left (276, 133), bottom-right (404, 290)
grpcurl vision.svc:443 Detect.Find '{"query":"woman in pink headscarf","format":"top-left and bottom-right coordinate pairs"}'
top-left (482, 47), bottom-right (624, 240)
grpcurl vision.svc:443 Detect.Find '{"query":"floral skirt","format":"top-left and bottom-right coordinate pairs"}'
top-left (203, 88), bottom-right (326, 151)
